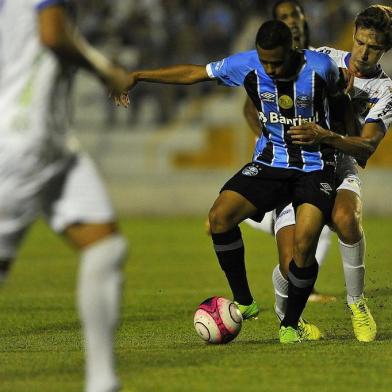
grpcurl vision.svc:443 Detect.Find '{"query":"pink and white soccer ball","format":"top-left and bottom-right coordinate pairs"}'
top-left (194, 296), bottom-right (243, 344)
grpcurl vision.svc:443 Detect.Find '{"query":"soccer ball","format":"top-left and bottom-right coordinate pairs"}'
top-left (193, 296), bottom-right (242, 344)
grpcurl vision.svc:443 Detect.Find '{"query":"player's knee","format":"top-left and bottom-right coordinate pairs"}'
top-left (332, 207), bottom-right (362, 243)
top-left (293, 236), bottom-right (314, 266)
top-left (81, 234), bottom-right (128, 275)
top-left (66, 222), bottom-right (119, 249)
top-left (208, 206), bottom-right (233, 233)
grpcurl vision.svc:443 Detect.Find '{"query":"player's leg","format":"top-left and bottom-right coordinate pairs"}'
top-left (271, 204), bottom-right (325, 341)
top-left (308, 225), bottom-right (336, 302)
top-left (209, 189), bottom-right (259, 318)
top-left (333, 187), bottom-right (363, 301)
top-left (0, 230), bottom-right (29, 285)
top-left (45, 154), bottom-right (127, 392)
top-left (271, 204), bottom-right (296, 321)
top-left (332, 181), bottom-right (376, 342)
top-left (0, 174), bottom-right (38, 285)
top-left (272, 203), bottom-right (335, 320)
top-left (279, 165), bottom-right (336, 343)
top-left (65, 222), bottom-right (126, 392)
top-left (279, 203), bottom-right (324, 343)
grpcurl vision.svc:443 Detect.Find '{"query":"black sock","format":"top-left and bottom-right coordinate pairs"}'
top-left (211, 227), bottom-right (253, 305)
top-left (281, 259), bottom-right (318, 328)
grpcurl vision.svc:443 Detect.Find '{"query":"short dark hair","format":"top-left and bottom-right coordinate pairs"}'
top-left (256, 20), bottom-right (292, 50)
top-left (272, 0), bottom-right (310, 48)
top-left (355, 5), bottom-right (392, 50)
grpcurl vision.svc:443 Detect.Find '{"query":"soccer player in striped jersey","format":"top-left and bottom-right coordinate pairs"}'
top-left (113, 19), bottom-right (353, 343)
top-left (288, 4), bottom-right (392, 342)
top-left (243, 0), bottom-right (336, 311)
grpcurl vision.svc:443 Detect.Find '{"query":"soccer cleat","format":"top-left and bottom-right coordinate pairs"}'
top-left (348, 298), bottom-right (377, 342)
top-left (279, 325), bottom-right (301, 344)
top-left (234, 300), bottom-right (260, 320)
top-left (308, 288), bottom-right (337, 303)
top-left (298, 318), bottom-right (324, 341)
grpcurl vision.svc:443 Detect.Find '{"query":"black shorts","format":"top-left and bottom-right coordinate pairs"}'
top-left (221, 162), bottom-right (336, 222)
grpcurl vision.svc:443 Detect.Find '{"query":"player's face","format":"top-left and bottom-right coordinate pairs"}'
top-left (275, 2), bottom-right (306, 48)
top-left (257, 45), bottom-right (292, 79)
top-left (350, 27), bottom-right (386, 76)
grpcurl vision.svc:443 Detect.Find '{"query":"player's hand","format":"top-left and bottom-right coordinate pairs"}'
top-left (340, 68), bottom-right (355, 95)
top-left (288, 122), bottom-right (330, 145)
top-left (107, 69), bottom-right (137, 108)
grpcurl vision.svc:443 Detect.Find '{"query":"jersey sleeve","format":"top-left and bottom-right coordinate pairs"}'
top-left (315, 46), bottom-right (348, 69)
top-left (366, 88), bottom-right (392, 132)
top-left (206, 51), bottom-right (254, 87)
top-left (322, 54), bottom-right (342, 96)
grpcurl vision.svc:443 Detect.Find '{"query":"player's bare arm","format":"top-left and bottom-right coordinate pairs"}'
top-left (38, 5), bottom-right (128, 94)
top-left (243, 97), bottom-right (262, 136)
top-left (113, 65), bottom-right (211, 107)
top-left (288, 121), bottom-right (385, 167)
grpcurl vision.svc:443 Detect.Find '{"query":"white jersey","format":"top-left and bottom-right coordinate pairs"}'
top-left (317, 46), bottom-right (392, 131)
top-left (0, 0), bottom-right (116, 257)
top-left (0, 0), bottom-right (74, 164)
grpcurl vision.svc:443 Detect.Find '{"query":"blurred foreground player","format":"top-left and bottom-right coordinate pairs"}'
top-left (0, 1), bottom-right (130, 390)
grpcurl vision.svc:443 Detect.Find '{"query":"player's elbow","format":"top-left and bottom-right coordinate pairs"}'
top-left (40, 29), bottom-right (64, 51)
top-left (187, 66), bottom-right (210, 84)
top-left (357, 144), bottom-right (376, 167)
top-left (364, 145), bottom-right (376, 161)
top-left (38, 6), bottom-right (68, 52)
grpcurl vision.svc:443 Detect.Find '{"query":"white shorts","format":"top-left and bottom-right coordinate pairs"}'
top-left (247, 174), bottom-right (362, 236)
top-left (336, 175), bottom-right (361, 197)
top-left (0, 152), bottom-right (115, 258)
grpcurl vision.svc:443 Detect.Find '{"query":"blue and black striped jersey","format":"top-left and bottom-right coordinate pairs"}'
top-left (207, 49), bottom-right (341, 172)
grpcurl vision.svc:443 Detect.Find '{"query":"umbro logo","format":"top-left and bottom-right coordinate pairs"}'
top-left (260, 91), bottom-right (276, 102)
top-left (320, 182), bottom-right (333, 195)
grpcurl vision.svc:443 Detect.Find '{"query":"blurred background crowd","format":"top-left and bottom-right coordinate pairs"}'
top-left (74, 0), bottom-right (388, 126)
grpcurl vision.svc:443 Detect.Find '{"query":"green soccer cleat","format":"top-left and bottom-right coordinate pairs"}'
top-left (297, 318), bottom-right (324, 341)
top-left (234, 300), bottom-right (260, 320)
top-left (348, 298), bottom-right (377, 342)
top-left (279, 325), bottom-right (301, 344)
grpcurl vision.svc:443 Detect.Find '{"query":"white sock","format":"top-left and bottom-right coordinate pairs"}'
top-left (78, 234), bottom-right (127, 392)
top-left (272, 264), bottom-right (288, 321)
top-left (315, 226), bottom-right (332, 268)
top-left (339, 236), bottom-right (365, 305)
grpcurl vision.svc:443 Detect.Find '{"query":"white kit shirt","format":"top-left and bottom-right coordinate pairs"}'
top-left (317, 46), bottom-right (392, 132)
top-left (0, 0), bottom-right (74, 164)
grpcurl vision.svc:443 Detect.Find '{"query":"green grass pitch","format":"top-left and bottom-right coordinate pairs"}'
top-left (0, 216), bottom-right (391, 391)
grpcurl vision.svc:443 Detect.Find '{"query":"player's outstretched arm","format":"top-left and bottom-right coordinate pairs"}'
top-left (288, 121), bottom-right (385, 167)
top-left (132, 65), bottom-right (211, 85)
top-left (38, 5), bottom-right (129, 94)
top-left (243, 97), bottom-right (262, 137)
top-left (112, 65), bottom-right (212, 107)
